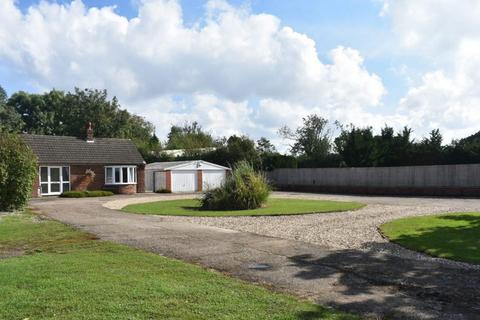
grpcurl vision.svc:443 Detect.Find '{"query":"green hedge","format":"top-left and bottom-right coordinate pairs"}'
top-left (0, 133), bottom-right (37, 211)
top-left (60, 190), bottom-right (114, 198)
top-left (155, 189), bottom-right (171, 194)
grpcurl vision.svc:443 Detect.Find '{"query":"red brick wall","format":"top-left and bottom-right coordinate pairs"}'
top-left (197, 170), bottom-right (203, 192)
top-left (137, 164), bottom-right (145, 193)
top-left (165, 171), bottom-right (172, 192)
top-left (70, 165), bottom-right (106, 191)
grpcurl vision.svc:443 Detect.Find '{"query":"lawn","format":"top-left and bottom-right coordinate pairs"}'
top-left (0, 211), bottom-right (358, 320)
top-left (121, 198), bottom-right (365, 217)
top-left (380, 212), bottom-right (480, 264)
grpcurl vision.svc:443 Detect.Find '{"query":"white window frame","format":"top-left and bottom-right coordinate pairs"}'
top-left (104, 166), bottom-right (137, 185)
top-left (39, 166), bottom-right (70, 196)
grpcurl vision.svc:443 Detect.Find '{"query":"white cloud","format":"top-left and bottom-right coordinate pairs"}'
top-left (383, 0), bottom-right (480, 142)
top-left (0, 0), bottom-right (386, 146)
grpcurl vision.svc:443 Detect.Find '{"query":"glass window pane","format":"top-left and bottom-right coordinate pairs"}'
top-left (134, 167), bottom-right (137, 182)
top-left (122, 167), bottom-right (128, 183)
top-left (115, 168), bottom-right (121, 183)
top-left (128, 167), bottom-right (133, 183)
top-left (51, 183), bottom-right (60, 193)
top-left (50, 168), bottom-right (60, 182)
top-left (106, 167), bottom-right (113, 184)
top-left (41, 184), bottom-right (48, 194)
top-left (40, 167), bottom-right (48, 182)
top-left (62, 183), bottom-right (70, 192)
top-left (62, 167), bottom-right (69, 181)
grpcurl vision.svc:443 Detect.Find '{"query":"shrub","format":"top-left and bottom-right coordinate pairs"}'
top-left (155, 189), bottom-right (171, 194)
top-left (60, 191), bottom-right (87, 198)
top-left (200, 161), bottom-right (270, 210)
top-left (60, 190), bottom-right (114, 198)
top-left (0, 133), bottom-right (37, 211)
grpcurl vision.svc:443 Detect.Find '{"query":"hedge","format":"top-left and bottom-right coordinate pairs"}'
top-left (60, 190), bottom-right (114, 198)
top-left (0, 133), bottom-right (37, 211)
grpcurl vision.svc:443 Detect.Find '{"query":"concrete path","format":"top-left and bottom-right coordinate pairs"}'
top-left (30, 194), bottom-right (480, 320)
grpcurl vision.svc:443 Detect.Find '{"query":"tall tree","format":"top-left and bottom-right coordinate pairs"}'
top-left (0, 86), bottom-right (24, 133)
top-left (279, 115), bottom-right (331, 158)
top-left (334, 125), bottom-right (376, 167)
top-left (166, 121), bottom-right (215, 150)
top-left (256, 137), bottom-right (276, 154)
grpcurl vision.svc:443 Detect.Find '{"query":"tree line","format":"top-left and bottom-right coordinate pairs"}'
top-left (1, 86), bottom-right (480, 169)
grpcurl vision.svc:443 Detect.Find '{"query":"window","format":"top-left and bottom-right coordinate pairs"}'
top-left (105, 166), bottom-right (137, 185)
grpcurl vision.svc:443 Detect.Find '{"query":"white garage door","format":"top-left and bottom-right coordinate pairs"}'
top-left (203, 170), bottom-right (226, 190)
top-left (172, 171), bottom-right (197, 193)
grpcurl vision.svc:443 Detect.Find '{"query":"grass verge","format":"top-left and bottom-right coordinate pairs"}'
top-left (0, 210), bottom-right (358, 319)
top-left (380, 212), bottom-right (480, 264)
top-left (121, 198), bottom-right (365, 217)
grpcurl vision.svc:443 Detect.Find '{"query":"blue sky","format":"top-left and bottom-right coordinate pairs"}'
top-left (2, 0), bottom-right (479, 147)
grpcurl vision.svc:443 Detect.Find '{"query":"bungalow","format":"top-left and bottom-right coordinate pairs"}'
top-left (22, 123), bottom-right (145, 197)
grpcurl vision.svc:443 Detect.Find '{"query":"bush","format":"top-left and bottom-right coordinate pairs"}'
top-left (155, 189), bottom-right (171, 194)
top-left (0, 133), bottom-right (37, 211)
top-left (200, 161), bottom-right (270, 210)
top-left (60, 190), bottom-right (114, 198)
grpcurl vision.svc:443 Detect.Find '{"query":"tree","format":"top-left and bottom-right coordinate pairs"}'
top-left (334, 125), bottom-right (375, 167)
top-left (0, 133), bottom-right (37, 211)
top-left (166, 121), bottom-right (215, 150)
top-left (279, 115), bottom-right (331, 159)
top-left (6, 87), bottom-right (159, 159)
top-left (0, 86), bottom-right (24, 133)
top-left (256, 137), bottom-right (276, 154)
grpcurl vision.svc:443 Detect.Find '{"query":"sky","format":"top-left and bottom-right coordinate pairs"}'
top-left (1, 0), bottom-right (480, 151)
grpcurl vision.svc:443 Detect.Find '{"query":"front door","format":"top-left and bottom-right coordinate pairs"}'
top-left (40, 166), bottom-right (70, 196)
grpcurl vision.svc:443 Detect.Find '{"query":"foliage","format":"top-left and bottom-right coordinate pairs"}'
top-left (5, 87), bottom-right (160, 158)
top-left (166, 121), bottom-right (215, 150)
top-left (0, 211), bottom-right (357, 320)
top-left (256, 137), bottom-right (277, 154)
top-left (200, 161), bottom-right (270, 210)
top-left (0, 133), bottom-right (37, 211)
top-left (155, 188), bottom-right (171, 194)
top-left (60, 190), bottom-right (114, 198)
top-left (123, 198), bottom-right (365, 217)
top-left (279, 115), bottom-right (332, 158)
top-left (381, 213), bottom-right (480, 264)
top-left (334, 125), bottom-right (376, 167)
top-left (0, 86), bottom-right (24, 133)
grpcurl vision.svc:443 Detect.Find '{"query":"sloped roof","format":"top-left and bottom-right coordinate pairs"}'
top-left (22, 134), bottom-right (145, 165)
top-left (146, 160), bottom-right (230, 171)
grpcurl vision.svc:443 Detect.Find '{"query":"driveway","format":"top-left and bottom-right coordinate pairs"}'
top-left (31, 193), bottom-right (480, 320)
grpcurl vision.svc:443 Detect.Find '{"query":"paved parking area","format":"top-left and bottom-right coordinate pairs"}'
top-left (31, 193), bottom-right (480, 320)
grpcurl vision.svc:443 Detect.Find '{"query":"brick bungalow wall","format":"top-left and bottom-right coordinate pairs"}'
top-left (32, 164), bottom-right (145, 197)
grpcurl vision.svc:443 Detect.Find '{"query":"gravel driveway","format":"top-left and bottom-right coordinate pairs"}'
top-left (108, 191), bottom-right (480, 269)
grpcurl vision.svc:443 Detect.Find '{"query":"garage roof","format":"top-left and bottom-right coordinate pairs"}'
top-left (146, 160), bottom-right (230, 171)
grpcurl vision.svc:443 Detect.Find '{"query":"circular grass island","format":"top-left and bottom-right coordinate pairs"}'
top-left (121, 198), bottom-right (365, 217)
top-left (380, 212), bottom-right (480, 264)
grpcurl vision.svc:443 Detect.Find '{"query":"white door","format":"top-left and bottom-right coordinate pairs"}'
top-left (40, 166), bottom-right (70, 196)
top-left (202, 170), bottom-right (226, 190)
top-left (171, 171), bottom-right (197, 193)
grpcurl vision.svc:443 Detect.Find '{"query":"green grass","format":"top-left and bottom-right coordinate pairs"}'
top-left (0, 211), bottom-right (358, 320)
top-left (380, 212), bottom-right (480, 264)
top-left (121, 198), bottom-right (365, 217)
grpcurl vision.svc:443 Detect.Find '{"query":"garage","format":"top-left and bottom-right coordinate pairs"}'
top-left (145, 161), bottom-right (230, 193)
